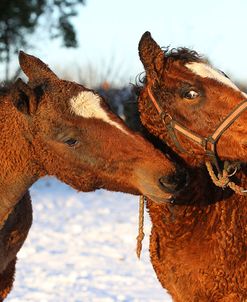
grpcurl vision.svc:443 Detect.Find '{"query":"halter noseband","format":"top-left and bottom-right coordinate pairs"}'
top-left (147, 87), bottom-right (247, 194)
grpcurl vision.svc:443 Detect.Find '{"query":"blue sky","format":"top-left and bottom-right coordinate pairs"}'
top-left (8, 0), bottom-right (247, 85)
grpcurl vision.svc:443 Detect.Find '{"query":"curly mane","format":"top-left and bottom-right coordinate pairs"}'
top-left (163, 47), bottom-right (205, 63)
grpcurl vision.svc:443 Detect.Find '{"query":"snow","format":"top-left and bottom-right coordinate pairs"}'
top-left (6, 177), bottom-right (172, 302)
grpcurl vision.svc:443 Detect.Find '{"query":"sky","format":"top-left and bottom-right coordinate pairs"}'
top-left (7, 0), bottom-right (247, 86)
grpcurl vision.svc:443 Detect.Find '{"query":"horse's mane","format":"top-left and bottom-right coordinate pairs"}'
top-left (163, 47), bottom-right (205, 64)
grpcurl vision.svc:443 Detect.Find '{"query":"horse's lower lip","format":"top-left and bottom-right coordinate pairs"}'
top-left (145, 194), bottom-right (174, 204)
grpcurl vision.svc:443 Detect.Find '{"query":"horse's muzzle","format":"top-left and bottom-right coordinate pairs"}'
top-left (159, 168), bottom-right (189, 194)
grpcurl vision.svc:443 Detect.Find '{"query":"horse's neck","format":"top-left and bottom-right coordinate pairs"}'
top-left (0, 98), bottom-right (38, 225)
top-left (147, 168), bottom-right (247, 246)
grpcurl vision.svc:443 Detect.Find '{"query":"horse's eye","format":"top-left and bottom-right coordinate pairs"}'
top-left (183, 90), bottom-right (199, 100)
top-left (64, 138), bottom-right (78, 147)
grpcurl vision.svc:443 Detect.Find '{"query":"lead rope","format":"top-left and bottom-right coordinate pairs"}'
top-left (136, 195), bottom-right (145, 258)
top-left (205, 161), bottom-right (247, 195)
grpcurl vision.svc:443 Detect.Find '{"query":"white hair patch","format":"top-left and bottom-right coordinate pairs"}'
top-left (241, 92), bottom-right (247, 99)
top-left (185, 62), bottom-right (240, 91)
top-left (70, 91), bottom-right (128, 134)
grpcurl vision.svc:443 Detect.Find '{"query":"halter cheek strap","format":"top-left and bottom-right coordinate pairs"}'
top-left (147, 87), bottom-right (247, 194)
top-left (147, 87), bottom-right (247, 158)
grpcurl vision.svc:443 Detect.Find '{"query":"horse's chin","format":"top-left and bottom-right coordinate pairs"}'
top-left (145, 194), bottom-right (174, 204)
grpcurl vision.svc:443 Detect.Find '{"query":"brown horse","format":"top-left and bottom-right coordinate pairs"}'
top-left (137, 32), bottom-right (247, 302)
top-left (0, 51), bottom-right (187, 301)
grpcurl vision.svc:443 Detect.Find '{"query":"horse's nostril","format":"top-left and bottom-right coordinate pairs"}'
top-left (159, 169), bottom-right (188, 194)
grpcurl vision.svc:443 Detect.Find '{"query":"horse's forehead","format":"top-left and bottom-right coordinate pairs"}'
top-left (69, 91), bottom-right (127, 134)
top-left (185, 62), bottom-right (240, 91)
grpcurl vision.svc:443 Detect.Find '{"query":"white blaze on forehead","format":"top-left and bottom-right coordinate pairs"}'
top-left (185, 62), bottom-right (240, 91)
top-left (70, 91), bottom-right (128, 134)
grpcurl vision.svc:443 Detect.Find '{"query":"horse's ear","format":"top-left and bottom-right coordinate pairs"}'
top-left (138, 31), bottom-right (165, 81)
top-left (19, 51), bottom-right (58, 83)
top-left (11, 78), bottom-right (39, 115)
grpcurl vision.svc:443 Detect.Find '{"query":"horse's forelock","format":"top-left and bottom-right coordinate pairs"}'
top-left (164, 47), bottom-right (205, 64)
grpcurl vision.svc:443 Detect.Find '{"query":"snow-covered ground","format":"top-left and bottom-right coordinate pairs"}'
top-left (6, 177), bottom-right (172, 302)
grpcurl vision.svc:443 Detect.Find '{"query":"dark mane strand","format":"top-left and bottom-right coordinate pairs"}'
top-left (134, 72), bottom-right (147, 96)
top-left (164, 47), bottom-right (206, 64)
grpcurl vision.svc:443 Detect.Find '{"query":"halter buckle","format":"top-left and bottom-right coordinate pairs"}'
top-left (161, 112), bottom-right (173, 126)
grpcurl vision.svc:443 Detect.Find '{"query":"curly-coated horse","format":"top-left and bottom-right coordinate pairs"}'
top-left (0, 51), bottom-right (187, 301)
top-left (137, 32), bottom-right (247, 302)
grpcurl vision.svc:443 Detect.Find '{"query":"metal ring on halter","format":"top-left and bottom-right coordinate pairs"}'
top-left (227, 166), bottom-right (238, 177)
